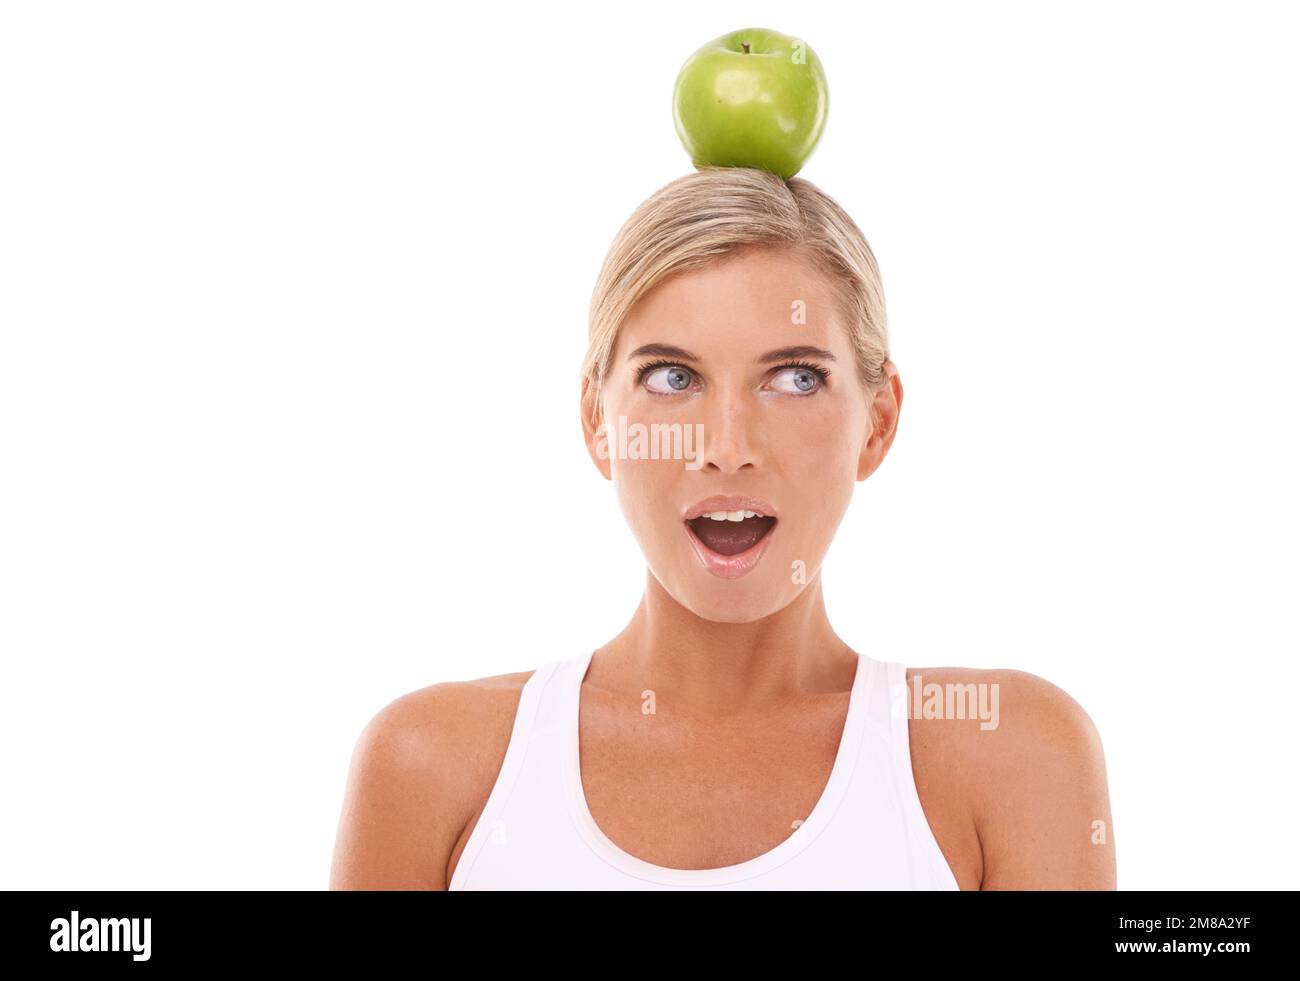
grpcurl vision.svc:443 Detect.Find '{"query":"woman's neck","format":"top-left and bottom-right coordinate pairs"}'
top-left (589, 570), bottom-right (858, 716)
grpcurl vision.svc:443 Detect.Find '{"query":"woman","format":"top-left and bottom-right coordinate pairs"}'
top-left (330, 167), bottom-right (1116, 890)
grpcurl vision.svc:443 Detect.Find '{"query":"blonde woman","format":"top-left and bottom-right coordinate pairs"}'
top-left (331, 167), bottom-right (1116, 890)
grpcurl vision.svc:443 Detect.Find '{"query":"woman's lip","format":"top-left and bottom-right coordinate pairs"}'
top-left (682, 494), bottom-right (778, 521)
top-left (683, 517), bottom-right (777, 580)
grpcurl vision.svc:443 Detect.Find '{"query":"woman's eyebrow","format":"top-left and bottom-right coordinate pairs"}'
top-left (758, 345), bottom-right (837, 363)
top-left (626, 343), bottom-right (701, 362)
top-left (625, 343), bottom-right (838, 363)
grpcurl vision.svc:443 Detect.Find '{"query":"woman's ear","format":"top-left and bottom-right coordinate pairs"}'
top-left (857, 360), bottom-right (903, 481)
top-left (580, 372), bottom-right (612, 481)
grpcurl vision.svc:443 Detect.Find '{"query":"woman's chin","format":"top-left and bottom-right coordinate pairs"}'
top-left (653, 567), bottom-right (798, 624)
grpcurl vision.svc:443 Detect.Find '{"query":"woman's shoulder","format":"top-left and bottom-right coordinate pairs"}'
top-left (902, 665), bottom-right (1101, 736)
top-left (904, 665), bottom-right (1114, 889)
top-left (330, 665), bottom-right (543, 889)
top-left (358, 665), bottom-right (543, 777)
top-left (902, 665), bottom-right (1106, 791)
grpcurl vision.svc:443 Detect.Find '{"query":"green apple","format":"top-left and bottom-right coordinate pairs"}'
top-left (672, 27), bottom-right (828, 180)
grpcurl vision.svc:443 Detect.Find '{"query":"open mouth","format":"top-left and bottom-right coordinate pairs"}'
top-left (685, 510), bottom-right (778, 557)
top-left (681, 496), bottom-right (779, 580)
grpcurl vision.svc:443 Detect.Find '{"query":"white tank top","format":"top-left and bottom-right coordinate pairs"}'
top-left (449, 649), bottom-right (961, 890)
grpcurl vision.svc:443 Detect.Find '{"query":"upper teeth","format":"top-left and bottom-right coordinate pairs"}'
top-left (701, 509), bottom-right (762, 521)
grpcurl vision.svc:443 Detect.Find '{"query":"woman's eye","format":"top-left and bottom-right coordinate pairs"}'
top-left (769, 366), bottom-right (824, 395)
top-left (643, 364), bottom-right (695, 394)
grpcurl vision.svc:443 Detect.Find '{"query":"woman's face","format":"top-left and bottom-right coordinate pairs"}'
top-left (582, 245), bottom-right (901, 623)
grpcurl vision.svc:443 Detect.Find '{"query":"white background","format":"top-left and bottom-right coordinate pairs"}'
top-left (2, 1), bottom-right (1296, 890)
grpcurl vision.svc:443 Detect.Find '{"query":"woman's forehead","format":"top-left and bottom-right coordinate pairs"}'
top-left (614, 250), bottom-right (847, 361)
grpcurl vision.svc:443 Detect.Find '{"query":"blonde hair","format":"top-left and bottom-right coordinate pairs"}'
top-left (583, 166), bottom-right (891, 396)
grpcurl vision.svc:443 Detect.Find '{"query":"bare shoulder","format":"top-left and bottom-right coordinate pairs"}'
top-left (905, 666), bottom-right (1115, 890)
top-left (328, 667), bottom-right (536, 890)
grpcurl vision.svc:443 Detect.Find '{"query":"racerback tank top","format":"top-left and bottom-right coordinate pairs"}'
top-left (448, 649), bottom-right (961, 890)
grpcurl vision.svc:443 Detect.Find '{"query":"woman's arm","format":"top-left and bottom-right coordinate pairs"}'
top-left (329, 686), bottom-right (472, 890)
top-left (973, 670), bottom-right (1116, 889)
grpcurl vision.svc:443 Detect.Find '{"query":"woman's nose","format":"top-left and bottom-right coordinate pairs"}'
top-left (697, 388), bottom-right (762, 473)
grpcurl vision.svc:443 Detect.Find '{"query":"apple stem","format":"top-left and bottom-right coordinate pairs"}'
top-left (741, 41), bottom-right (750, 53)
